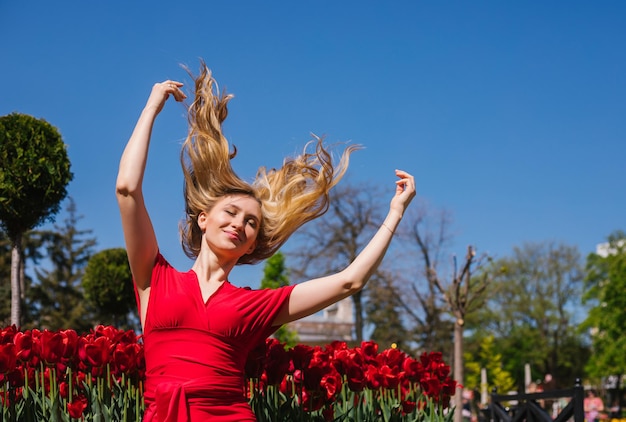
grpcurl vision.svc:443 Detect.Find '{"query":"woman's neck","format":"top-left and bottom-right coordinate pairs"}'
top-left (191, 249), bottom-right (237, 284)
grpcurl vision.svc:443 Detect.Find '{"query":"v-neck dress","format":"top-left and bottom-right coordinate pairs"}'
top-left (138, 253), bottom-right (295, 422)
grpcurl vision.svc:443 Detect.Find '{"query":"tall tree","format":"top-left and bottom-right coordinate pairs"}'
top-left (82, 247), bottom-right (136, 330)
top-left (0, 113), bottom-right (72, 326)
top-left (384, 206), bottom-right (456, 354)
top-left (392, 205), bottom-right (491, 422)
top-left (0, 230), bottom-right (49, 326)
top-left (472, 241), bottom-right (587, 389)
top-left (364, 270), bottom-right (410, 351)
top-left (260, 251), bottom-right (299, 347)
top-left (287, 183), bottom-right (384, 342)
top-left (0, 231), bottom-right (11, 325)
top-left (29, 198), bottom-right (96, 332)
top-left (581, 231), bottom-right (626, 382)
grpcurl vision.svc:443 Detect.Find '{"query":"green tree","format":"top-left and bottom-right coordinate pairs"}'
top-left (83, 247), bottom-right (136, 329)
top-left (29, 198), bottom-right (96, 332)
top-left (464, 335), bottom-right (516, 394)
top-left (581, 231), bottom-right (626, 380)
top-left (0, 112), bottom-right (72, 326)
top-left (260, 251), bottom-right (299, 347)
top-left (471, 242), bottom-right (588, 389)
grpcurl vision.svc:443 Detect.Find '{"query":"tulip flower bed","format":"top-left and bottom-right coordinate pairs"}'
top-left (0, 325), bottom-right (457, 421)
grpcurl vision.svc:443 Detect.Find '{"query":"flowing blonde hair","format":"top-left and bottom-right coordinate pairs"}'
top-left (180, 62), bottom-right (359, 264)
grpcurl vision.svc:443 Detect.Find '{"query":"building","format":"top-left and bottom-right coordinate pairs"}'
top-left (286, 297), bottom-right (355, 346)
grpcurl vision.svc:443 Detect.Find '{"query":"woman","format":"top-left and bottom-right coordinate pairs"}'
top-left (116, 62), bottom-right (416, 421)
top-left (584, 390), bottom-right (604, 422)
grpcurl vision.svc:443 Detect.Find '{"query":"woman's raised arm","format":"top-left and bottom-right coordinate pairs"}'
top-left (273, 169), bottom-right (416, 325)
top-left (116, 81), bottom-right (186, 291)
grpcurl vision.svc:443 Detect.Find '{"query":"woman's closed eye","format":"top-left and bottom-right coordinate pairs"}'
top-left (225, 209), bottom-right (258, 228)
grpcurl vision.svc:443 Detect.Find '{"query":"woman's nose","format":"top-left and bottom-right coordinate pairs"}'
top-left (231, 217), bottom-right (244, 229)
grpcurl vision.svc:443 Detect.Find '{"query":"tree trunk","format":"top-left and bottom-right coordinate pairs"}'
top-left (19, 245), bottom-right (25, 299)
top-left (353, 290), bottom-right (363, 342)
top-left (453, 318), bottom-right (464, 422)
top-left (10, 235), bottom-right (23, 326)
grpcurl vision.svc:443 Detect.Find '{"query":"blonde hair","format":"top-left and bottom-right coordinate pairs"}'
top-left (180, 62), bottom-right (359, 264)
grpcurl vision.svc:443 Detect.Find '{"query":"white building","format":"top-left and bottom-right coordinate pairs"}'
top-left (286, 297), bottom-right (354, 345)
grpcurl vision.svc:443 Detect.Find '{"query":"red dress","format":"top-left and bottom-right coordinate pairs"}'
top-left (138, 254), bottom-right (295, 421)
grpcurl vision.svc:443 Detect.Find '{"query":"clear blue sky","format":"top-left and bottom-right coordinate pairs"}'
top-left (2, 1), bottom-right (624, 287)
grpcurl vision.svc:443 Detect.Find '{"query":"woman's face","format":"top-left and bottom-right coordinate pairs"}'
top-left (198, 194), bottom-right (262, 260)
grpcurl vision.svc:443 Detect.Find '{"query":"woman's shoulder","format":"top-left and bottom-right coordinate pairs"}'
top-left (151, 252), bottom-right (193, 283)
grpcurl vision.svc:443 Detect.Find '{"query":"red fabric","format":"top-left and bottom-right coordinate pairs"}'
top-left (139, 253), bottom-right (295, 421)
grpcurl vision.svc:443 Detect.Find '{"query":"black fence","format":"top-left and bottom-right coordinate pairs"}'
top-left (482, 379), bottom-right (584, 422)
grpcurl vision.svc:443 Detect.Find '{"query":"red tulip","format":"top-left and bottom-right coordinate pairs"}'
top-left (0, 325), bottom-right (17, 344)
top-left (402, 356), bottom-right (425, 383)
top-left (59, 381), bottom-right (69, 399)
top-left (345, 362), bottom-right (366, 392)
top-left (244, 341), bottom-right (266, 379)
top-left (303, 348), bottom-right (331, 391)
top-left (79, 335), bottom-right (111, 368)
top-left (59, 329), bottom-right (79, 360)
top-left (322, 405), bottom-right (334, 421)
top-left (360, 341), bottom-right (378, 363)
top-left (364, 364), bottom-right (383, 390)
top-left (402, 400), bottom-right (417, 414)
top-left (320, 368), bottom-right (342, 400)
top-left (324, 340), bottom-right (348, 353)
top-left (39, 330), bottom-right (65, 366)
top-left (289, 344), bottom-right (314, 371)
top-left (263, 338), bottom-right (290, 385)
top-left (377, 347), bottom-right (405, 370)
top-left (112, 343), bottom-right (141, 375)
top-left (0, 343), bottom-right (16, 374)
top-left (13, 331), bottom-right (33, 363)
top-left (300, 388), bottom-right (325, 412)
top-left (379, 363), bottom-right (403, 390)
top-left (67, 394), bottom-right (88, 418)
top-left (420, 373), bottom-right (442, 398)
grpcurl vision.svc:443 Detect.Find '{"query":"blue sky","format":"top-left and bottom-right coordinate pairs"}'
top-left (2, 1), bottom-right (624, 287)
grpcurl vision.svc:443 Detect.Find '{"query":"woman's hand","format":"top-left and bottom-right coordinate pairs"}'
top-left (389, 169), bottom-right (416, 217)
top-left (145, 80), bottom-right (187, 115)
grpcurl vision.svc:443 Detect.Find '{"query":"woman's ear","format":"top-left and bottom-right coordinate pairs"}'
top-left (197, 212), bottom-right (207, 232)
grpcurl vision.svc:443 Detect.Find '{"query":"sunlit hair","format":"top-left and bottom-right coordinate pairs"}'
top-left (179, 61), bottom-right (359, 264)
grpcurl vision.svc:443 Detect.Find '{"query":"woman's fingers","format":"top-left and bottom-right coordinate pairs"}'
top-left (159, 80), bottom-right (187, 102)
top-left (394, 169), bottom-right (416, 195)
top-left (391, 169), bottom-right (416, 214)
top-left (145, 80), bottom-right (186, 113)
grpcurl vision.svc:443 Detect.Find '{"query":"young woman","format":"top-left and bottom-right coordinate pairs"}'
top-left (116, 62), bottom-right (416, 421)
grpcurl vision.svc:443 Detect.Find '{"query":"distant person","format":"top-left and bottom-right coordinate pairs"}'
top-left (533, 381), bottom-right (547, 409)
top-left (584, 390), bottom-right (604, 422)
top-left (541, 373), bottom-right (557, 416)
top-left (462, 389), bottom-right (478, 422)
top-left (116, 62), bottom-right (416, 421)
top-left (542, 373), bottom-right (556, 391)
